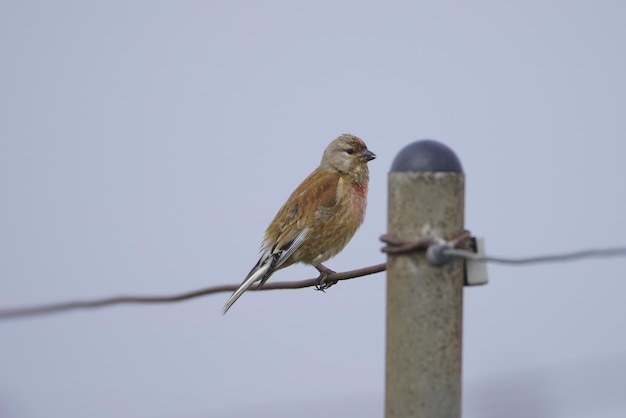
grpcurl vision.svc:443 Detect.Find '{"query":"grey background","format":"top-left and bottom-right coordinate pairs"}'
top-left (1, 1), bottom-right (626, 417)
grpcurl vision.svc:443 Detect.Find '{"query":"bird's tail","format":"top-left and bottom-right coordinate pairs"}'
top-left (222, 259), bottom-right (272, 314)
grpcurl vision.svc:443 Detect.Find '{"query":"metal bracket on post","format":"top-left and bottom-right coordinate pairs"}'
top-left (385, 139), bottom-right (464, 418)
top-left (465, 236), bottom-right (489, 286)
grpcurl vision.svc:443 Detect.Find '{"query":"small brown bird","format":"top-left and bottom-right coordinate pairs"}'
top-left (222, 134), bottom-right (376, 314)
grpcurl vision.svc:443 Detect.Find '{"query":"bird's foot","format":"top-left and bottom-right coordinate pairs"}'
top-left (314, 264), bottom-right (338, 292)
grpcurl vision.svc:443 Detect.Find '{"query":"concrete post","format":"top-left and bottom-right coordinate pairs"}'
top-left (385, 140), bottom-right (465, 418)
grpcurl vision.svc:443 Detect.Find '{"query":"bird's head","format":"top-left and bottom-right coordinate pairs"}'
top-left (320, 134), bottom-right (376, 177)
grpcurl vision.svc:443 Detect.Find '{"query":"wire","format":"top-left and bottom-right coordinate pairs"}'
top-left (0, 263), bottom-right (386, 320)
top-left (383, 232), bottom-right (626, 266)
top-left (441, 246), bottom-right (626, 265)
top-left (2, 237), bottom-right (626, 321)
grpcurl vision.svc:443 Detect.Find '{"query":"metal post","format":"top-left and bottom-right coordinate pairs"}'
top-left (385, 140), bottom-right (465, 418)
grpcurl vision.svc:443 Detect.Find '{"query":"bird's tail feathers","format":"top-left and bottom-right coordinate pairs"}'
top-left (222, 259), bottom-right (272, 314)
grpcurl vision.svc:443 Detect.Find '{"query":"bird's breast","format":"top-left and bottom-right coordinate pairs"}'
top-left (350, 182), bottom-right (368, 216)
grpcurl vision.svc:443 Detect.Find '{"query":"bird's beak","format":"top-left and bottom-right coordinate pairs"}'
top-left (362, 149), bottom-right (376, 161)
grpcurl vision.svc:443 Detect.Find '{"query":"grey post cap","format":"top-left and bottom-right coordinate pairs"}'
top-left (390, 140), bottom-right (463, 173)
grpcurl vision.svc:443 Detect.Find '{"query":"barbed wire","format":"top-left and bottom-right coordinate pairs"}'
top-left (1, 233), bottom-right (625, 321)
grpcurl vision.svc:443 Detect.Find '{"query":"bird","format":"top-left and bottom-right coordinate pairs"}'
top-left (222, 134), bottom-right (376, 314)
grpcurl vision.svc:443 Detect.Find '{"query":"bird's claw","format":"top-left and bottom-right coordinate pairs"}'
top-left (314, 265), bottom-right (338, 292)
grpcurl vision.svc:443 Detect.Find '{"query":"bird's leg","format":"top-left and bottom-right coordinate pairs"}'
top-left (314, 264), bottom-right (338, 292)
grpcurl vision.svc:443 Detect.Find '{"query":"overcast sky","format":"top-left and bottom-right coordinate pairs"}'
top-left (1, 1), bottom-right (626, 417)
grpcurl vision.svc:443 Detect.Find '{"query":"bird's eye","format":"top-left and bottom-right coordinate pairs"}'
top-left (346, 148), bottom-right (355, 155)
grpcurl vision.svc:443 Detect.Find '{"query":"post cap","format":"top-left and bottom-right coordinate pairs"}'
top-left (390, 140), bottom-right (463, 173)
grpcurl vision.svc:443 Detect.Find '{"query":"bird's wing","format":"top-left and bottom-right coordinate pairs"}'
top-left (267, 228), bottom-right (309, 273)
top-left (263, 170), bottom-right (340, 264)
top-left (268, 169), bottom-right (340, 242)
